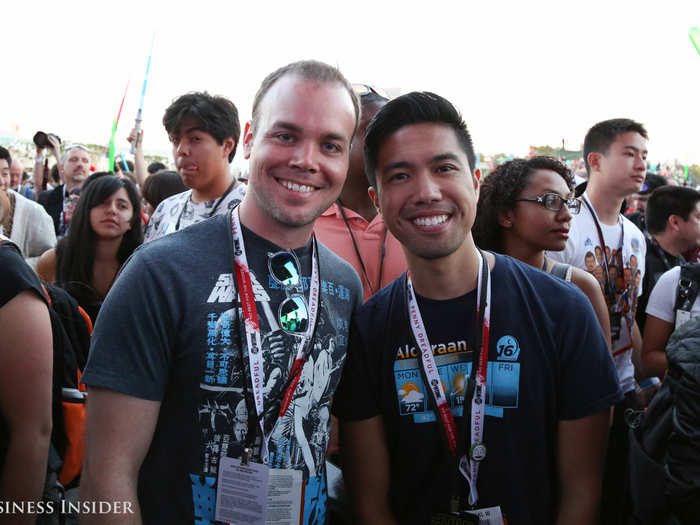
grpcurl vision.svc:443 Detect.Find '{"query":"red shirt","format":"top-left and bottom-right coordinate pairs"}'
top-left (315, 203), bottom-right (407, 302)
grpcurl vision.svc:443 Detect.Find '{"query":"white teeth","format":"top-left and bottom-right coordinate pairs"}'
top-left (413, 215), bottom-right (448, 226)
top-left (281, 180), bottom-right (313, 193)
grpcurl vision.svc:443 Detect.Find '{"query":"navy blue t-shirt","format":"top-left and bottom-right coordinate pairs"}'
top-left (334, 253), bottom-right (622, 525)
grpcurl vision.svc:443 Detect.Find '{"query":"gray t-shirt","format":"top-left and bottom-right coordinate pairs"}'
top-left (83, 213), bottom-right (362, 525)
top-left (143, 182), bottom-right (246, 243)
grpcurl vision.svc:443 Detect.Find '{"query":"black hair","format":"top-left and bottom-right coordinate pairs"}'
top-left (56, 175), bottom-right (143, 317)
top-left (142, 170), bottom-right (187, 210)
top-left (472, 156), bottom-right (574, 252)
top-left (147, 161), bottom-right (167, 174)
top-left (638, 173), bottom-right (668, 195)
top-left (364, 91), bottom-right (475, 188)
top-left (360, 92), bottom-right (389, 107)
top-left (646, 185), bottom-right (700, 235)
top-left (163, 92), bottom-right (241, 162)
top-left (113, 158), bottom-right (135, 173)
top-left (0, 146), bottom-right (11, 167)
top-left (583, 118), bottom-right (648, 174)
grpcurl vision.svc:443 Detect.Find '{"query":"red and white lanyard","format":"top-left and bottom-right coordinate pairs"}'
top-left (230, 208), bottom-right (320, 463)
top-left (406, 249), bottom-right (491, 507)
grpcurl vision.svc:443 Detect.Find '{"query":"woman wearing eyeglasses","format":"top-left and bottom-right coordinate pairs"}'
top-left (473, 156), bottom-right (611, 349)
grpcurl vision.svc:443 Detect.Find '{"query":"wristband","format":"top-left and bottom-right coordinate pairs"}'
top-left (35, 156), bottom-right (45, 163)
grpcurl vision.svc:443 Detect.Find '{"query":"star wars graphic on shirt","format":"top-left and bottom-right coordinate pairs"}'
top-left (193, 265), bottom-right (352, 525)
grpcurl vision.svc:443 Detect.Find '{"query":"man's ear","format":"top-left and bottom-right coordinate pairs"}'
top-left (497, 209), bottom-right (514, 228)
top-left (223, 137), bottom-right (236, 160)
top-left (668, 214), bottom-right (681, 232)
top-left (368, 186), bottom-right (380, 212)
top-left (243, 121), bottom-right (253, 160)
top-left (587, 152), bottom-right (602, 174)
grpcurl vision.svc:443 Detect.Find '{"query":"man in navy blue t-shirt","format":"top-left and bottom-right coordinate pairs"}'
top-left (333, 92), bottom-right (622, 525)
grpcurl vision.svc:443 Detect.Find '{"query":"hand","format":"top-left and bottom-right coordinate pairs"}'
top-left (35, 144), bottom-right (45, 157)
top-left (47, 134), bottom-right (61, 158)
top-left (127, 128), bottom-right (143, 150)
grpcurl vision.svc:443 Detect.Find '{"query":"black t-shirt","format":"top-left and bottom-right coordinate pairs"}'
top-left (334, 253), bottom-right (622, 525)
top-left (637, 234), bottom-right (683, 332)
top-left (0, 240), bottom-right (46, 473)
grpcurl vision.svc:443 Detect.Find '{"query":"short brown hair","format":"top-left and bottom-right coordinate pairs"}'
top-left (251, 60), bottom-right (360, 134)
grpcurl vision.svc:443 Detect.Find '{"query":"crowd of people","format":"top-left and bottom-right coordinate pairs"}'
top-left (1, 59), bottom-right (699, 525)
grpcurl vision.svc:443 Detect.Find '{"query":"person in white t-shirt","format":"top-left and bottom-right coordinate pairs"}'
top-left (548, 117), bottom-right (648, 525)
top-left (143, 92), bottom-right (246, 243)
top-left (642, 265), bottom-right (700, 379)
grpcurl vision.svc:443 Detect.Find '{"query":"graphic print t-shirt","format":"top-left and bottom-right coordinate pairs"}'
top-left (83, 214), bottom-right (362, 525)
top-left (548, 194), bottom-right (646, 392)
top-left (334, 254), bottom-right (621, 525)
top-left (143, 183), bottom-right (246, 242)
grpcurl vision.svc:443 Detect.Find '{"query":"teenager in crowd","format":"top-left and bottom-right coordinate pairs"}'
top-left (37, 174), bottom-right (142, 323)
top-left (473, 156), bottom-right (612, 349)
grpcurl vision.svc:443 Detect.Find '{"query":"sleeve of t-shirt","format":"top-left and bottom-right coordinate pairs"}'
top-left (332, 312), bottom-right (381, 421)
top-left (645, 266), bottom-right (680, 324)
top-left (557, 290), bottom-right (623, 419)
top-left (81, 247), bottom-right (175, 401)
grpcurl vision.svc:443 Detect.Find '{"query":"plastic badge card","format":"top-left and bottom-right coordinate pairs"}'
top-left (215, 457), bottom-right (269, 524)
top-left (466, 506), bottom-right (505, 525)
top-left (215, 458), bottom-right (303, 525)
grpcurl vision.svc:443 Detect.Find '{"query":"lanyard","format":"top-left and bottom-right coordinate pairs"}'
top-left (645, 231), bottom-right (678, 272)
top-left (406, 249), bottom-right (491, 507)
top-left (581, 195), bottom-right (624, 306)
top-left (175, 180), bottom-right (236, 231)
top-left (336, 200), bottom-right (388, 295)
top-left (230, 207), bottom-right (321, 463)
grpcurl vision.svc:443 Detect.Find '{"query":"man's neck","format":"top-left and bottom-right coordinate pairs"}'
top-left (585, 179), bottom-right (624, 225)
top-left (652, 230), bottom-right (682, 256)
top-left (238, 195), bottom-right (313, 250)
top-left (337, 179), bottom-right (377, 222)
top-left (501, 233), bottom-right (545, 269)
top-left (191, 172), bottom-right (235, 203)
top-left (406, 238), bottom-right (492, 300)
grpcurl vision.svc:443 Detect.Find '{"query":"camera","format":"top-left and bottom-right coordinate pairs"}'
top-left (33, 131), bottom-right (62, 148)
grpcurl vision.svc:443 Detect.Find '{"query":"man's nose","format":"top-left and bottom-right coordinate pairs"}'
top-left (290, 141), bottom-right (319, 173)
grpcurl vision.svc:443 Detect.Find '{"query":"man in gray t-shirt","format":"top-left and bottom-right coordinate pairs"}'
top-left (80, 60), bottom-right (362, 525)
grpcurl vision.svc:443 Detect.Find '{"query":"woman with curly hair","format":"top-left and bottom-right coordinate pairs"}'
top-left (473, 156), bottom-right (611, 348)
top-left (37, 173), bottom-right (143, 323)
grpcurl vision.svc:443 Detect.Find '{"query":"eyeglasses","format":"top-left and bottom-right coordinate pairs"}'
top-left (268, 250), bottom-right (309, 335)
top-left (352, 83), bottom-right (390, 99)
top-left (516, 193), bottom-right (581, 214)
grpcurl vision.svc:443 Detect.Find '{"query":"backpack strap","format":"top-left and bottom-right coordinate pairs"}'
top-left (674, 263), bottom-right (700, 312)
top-left (550, 262), bottom-right (573, 282)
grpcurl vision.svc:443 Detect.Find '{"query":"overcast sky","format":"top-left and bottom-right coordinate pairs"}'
top-left (3, 0), bottom-right (700, 170)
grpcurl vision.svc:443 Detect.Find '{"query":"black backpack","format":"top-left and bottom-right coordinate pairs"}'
top-left (628, 315), bottom-right (700, 524)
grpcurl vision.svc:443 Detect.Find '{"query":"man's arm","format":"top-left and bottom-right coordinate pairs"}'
top-left (641, 315), bottom-right (674, 380)
top-left (556, 410), bottom-right (611, 525)
top-left (127, 128), bottom-right (147, 187)
top-left (631, 320), bottom-right (644, 380)
top-left (0, 291), bottom-right (53, 524)
top-left (80, 387), bottom-right (161, 525)
top-left (340, 416), bottom-right (398, 525)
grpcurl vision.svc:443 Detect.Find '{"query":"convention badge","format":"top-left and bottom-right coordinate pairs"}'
top-left (463, 506), bottom-right (505, 525)
top-left (215, 456), bottom-right (270, 524)
top-left (267, 468), bottom-right (303, 524)
top-left (431, 513), bottom-right (479, 525)
top-left (610, 311), bottom-right (622, 343)
top-left (675, 309), bottom-right (692, 330)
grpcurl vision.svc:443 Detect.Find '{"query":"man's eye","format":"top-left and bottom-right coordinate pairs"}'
top-left (436, 164), bottom-right (456, 173)
top-left (323, 142), bottom-right (341, 153)
top-left (388, 172), bottom-right (408, 182)
top-left (276, 133), bottom-right (293, 142)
